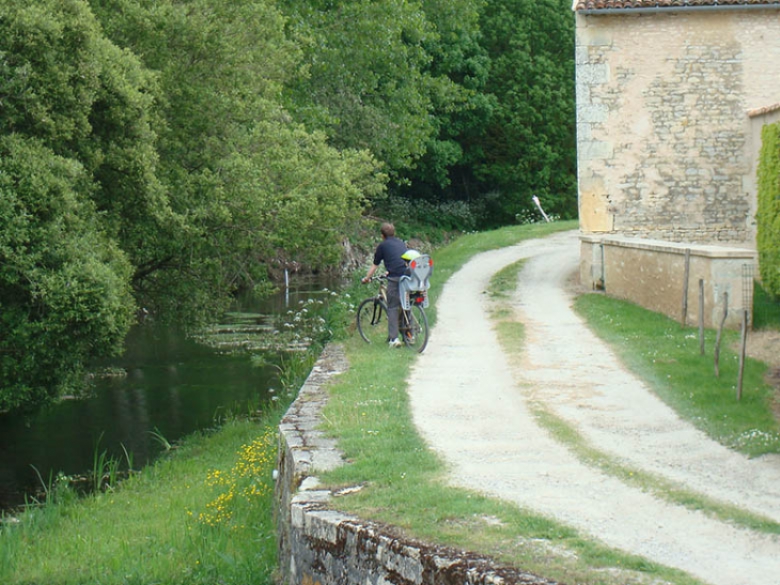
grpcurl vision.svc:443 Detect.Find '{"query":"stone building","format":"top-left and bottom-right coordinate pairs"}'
top-left (573, 0), bottom-right (780, 327)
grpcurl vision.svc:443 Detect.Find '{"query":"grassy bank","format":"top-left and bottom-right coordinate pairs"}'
top-left (0, 343), bottom-right (320, 585)
top-left (574, 294), bottom-right (780, 457)
top-left (318, 220), bottom-right (780, 585)
top-left (2, 417), bottom-right (278, 584)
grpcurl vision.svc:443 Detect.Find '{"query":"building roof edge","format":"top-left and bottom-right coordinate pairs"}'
top-left (574, 0), bottom-right (780, 13)
top-left (748, 103), bottom-right (780, 118)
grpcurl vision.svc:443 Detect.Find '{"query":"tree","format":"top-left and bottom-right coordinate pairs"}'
top-left (471, 0), bottom-right (577, 226)
top-left (0, 0), bottom-right (158, 409)
top-left (90, 0), bottom-right (385, 323)
top-left (757, 122), bottom-right (780, 296)
top-left (401, 0), bottom-right (491, 196)
top-left (1, 0), bottom-right (168, 253)
top-left (281, 0), bottom-right (442, 178)
top-left (0, 136), bottom-right (135, 411)
top-left (366, 0), bottom-right (578, 230)
top-left (1, 0), bottom-right (385, 409)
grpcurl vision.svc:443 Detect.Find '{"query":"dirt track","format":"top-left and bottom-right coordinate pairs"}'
top-left (407, 229), bottom-right (780, 585)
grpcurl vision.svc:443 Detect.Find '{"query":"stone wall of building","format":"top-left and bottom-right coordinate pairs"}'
top-left (275, 344), bottom-right (560, 585)
top-left (576, 10), bottom-right (780, 247)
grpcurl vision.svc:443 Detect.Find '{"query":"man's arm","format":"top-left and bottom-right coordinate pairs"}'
top-left (362, 263), bottom-right (380, 284)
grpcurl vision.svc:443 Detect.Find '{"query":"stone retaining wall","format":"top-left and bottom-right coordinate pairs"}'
top-left (581, 234), bottom-right (757, 329)
top-left (275, 344), bottom-right (560, 585)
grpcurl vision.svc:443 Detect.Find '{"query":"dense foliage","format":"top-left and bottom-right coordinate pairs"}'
top-left (86, 0), bottom-right (385, 321)
top-left (757, 122), bottom-right (780, 297)
top-left (0, 0), bottom-right (577, 409)
top-left (282, 0), bottom-right (441, 174)
top-left (401, 0), bottom-right (577, 228)
top-left (468, 0), bottom-right (577, 226)
top-left (280, 0), bottom-right (577, 228)
top-left (0, 1), bottom-right (154, 409)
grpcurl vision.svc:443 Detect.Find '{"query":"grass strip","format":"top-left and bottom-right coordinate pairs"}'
top-left (532, 405), bottom-right (780, 535)
top-left (574, 293), bottom-right (780, 457)
top-left (484, 261), bottom-right (780, 535)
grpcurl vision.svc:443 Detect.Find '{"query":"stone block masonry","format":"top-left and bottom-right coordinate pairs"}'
top-left (580, 234), bottom-right (757, 329)
top-left (275, 344), bottom-right (561, 585)
top-left (575, 10), bottom-right (780, 247)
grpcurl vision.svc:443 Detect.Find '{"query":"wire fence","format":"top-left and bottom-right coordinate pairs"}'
top-left (742, 263), bottom-right (756, 329)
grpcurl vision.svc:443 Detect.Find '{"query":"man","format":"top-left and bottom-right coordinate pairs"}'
top-left (362, 222), bottom-right (407, 347)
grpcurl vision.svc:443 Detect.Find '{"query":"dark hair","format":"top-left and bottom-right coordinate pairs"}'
top-left (380, 223), bottom-right (395, 238)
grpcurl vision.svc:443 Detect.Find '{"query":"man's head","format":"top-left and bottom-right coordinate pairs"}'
top-left (380, 223), bottom-right (395, 239)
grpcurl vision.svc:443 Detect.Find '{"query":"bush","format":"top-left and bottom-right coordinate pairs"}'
top-left (371, 195), bottom-right (479, 242)
top-left (752, 280), bottom-right (780, 330)
top-left (757, 122), bottom-right (780, 296)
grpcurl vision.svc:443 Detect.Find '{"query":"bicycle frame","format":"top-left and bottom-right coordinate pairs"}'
top-left (357, 275), bottom-right (429, 352)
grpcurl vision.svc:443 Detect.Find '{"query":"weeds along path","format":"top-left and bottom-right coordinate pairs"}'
top-left (406, 229), bottom-right (780, 585)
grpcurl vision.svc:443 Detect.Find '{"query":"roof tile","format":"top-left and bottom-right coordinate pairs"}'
top-left (574, 0), bottom-right (780, 11)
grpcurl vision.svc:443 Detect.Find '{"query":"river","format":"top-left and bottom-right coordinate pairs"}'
top-left (0, 278), bottom-right (338, 512)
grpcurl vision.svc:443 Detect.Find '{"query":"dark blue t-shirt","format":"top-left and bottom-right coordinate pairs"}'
top-left (373, 236), bottom-right (407, 277)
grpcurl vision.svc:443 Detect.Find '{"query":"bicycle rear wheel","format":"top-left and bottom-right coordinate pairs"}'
top-left (401, 305), bottom-right (428, 353)
top-left (357, 298), bottom-right (388, 344)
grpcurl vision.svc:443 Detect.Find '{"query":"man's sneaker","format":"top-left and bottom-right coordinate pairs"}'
top-left (388, 338), bottom-right (403, 348)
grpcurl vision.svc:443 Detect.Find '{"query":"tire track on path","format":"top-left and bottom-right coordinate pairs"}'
top-left (407, 229), bottom-right (780, 585)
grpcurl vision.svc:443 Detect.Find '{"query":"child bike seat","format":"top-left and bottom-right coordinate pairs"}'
top-left (399, 254), bottom-right (433, 310)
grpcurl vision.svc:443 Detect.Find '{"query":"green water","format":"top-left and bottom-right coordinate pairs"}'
top-left (0, 280), bottom-right (337, 510)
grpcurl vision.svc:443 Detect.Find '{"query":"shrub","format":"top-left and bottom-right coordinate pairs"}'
top-left (371, 195), bottom-right (479, 241)
top-left (757, 121), bottom-right (780, 296)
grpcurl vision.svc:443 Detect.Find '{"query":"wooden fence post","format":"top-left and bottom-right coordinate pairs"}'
top-left (698, 279), bottom-right (705, 355)
top-left (737, 308), bottom-right (748, 401)
top-left (714, 292), bottom-right (728, 378)
top-left (681, 248), bottom-right (691, 327)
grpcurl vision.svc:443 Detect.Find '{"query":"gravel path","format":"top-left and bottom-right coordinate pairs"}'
top-left (407, 229), bottom-right (780, 585)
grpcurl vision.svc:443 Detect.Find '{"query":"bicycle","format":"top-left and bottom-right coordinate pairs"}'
top-left (356, 275), bottom-right (429, 353)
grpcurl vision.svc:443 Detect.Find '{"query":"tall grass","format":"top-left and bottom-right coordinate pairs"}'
top-left (0, 408), bottom-right (287, 585)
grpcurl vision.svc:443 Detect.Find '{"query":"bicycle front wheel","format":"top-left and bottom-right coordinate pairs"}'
top-left (357, 297), bottom-right (388, 344)
top-left (401, 305), bottom-right (429, 353)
